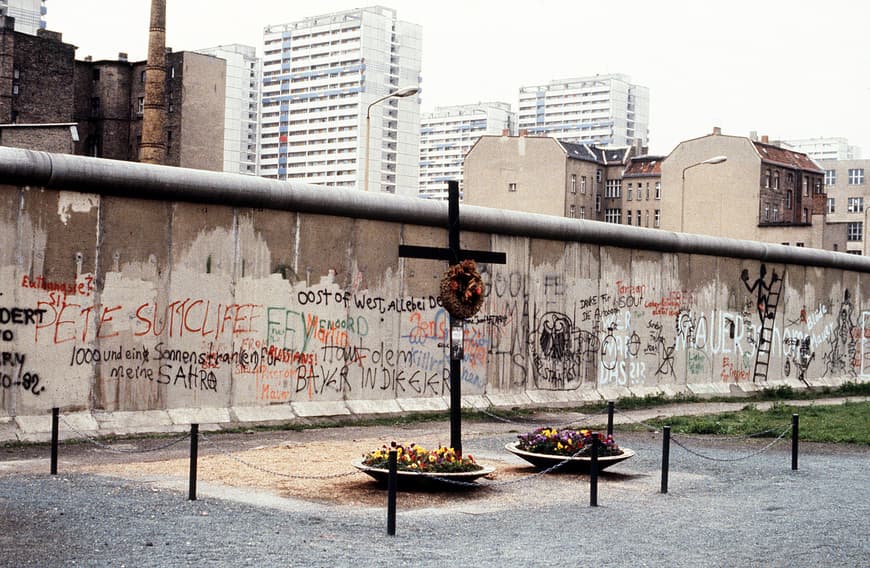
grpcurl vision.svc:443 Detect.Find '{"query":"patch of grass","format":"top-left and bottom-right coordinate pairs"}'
top-left (633, 401), bottom-right (870, 445)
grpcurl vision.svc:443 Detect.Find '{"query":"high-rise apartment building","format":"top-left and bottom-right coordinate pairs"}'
top-left (818, 158), bottom-right (869, 254)
top-left (517, 74), bottom-right (649, 148)
top-left (195, 44), bottom-right (260, 175)
top-left (419, 102), bottom-right (514, 200)
top-left (259, 6), bottom-right (422, 197)
top-left (781, 137), bottom-right (862, 161)
top-left (0, 0), bottom-right (45, 35)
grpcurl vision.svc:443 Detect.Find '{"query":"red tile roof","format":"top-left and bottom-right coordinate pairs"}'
top-left (753, 142), bottom-right (822, 173)
top-left (623, 156), bottom-right (663, 177)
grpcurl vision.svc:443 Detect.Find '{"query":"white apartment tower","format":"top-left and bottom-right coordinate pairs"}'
top-left (419, 102), bottom-right (515, 200)
top-left (781, 137), bottom-right (862, 161)
top-left (0, 0), bottom-right (45, 34)
top-left (259, 6), bottom-right (422, 196)
top-left (517, 74), bottom-right (649, 148)
top-left (195, 44), bottom-right (260, 175)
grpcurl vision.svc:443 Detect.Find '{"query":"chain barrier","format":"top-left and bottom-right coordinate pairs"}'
top-left (58, 415), bottom-right (191, 454)
top-left (198, 432), bottom-right (360, 480)
top-left (612, 409), bottom-right (789, 441)
top-left (669, 424), bottom-right (792, 462)
top-left (611, 408), bottom-right (662, 433)
top-left (473, 405), bottom-right (610, 431)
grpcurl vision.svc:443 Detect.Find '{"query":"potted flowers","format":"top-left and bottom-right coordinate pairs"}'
top-left (505, 427), bottom-right (635, 472)
top-left (353, 442), bottom-right (494, 488)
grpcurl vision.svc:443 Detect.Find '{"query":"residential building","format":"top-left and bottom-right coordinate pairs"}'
top-left (463, 133), bottom-right (633, 220)
top-left (0, 17), bottom-right (77, 153)
top-left (621, 156), bottom-right (663, 228)
top-left (517, 74), bottom-right (649, 148)
top-left (418, 102), bottom-right (514, 200)
top-left (818, 158), bottom-right (870, 254)
top-left (0, 0), bottom-right (45, 35)
top-left (194, 44), bottom-right (260, 175)
top-left (76, 50), bottom-right (226, 171)
top-left (660, 128), bottom-right (843, 251)
top-left (780, 137), bottom-right (861, 161)
top-left (0, 16), bottom-right (225, 169)
top-left (259, 6), bottom-right (422, 196)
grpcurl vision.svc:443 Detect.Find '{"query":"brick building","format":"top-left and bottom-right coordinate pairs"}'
top-left (0, 16), bottom-right (225, 170)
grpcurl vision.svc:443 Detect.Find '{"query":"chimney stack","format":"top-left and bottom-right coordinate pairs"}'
top-left (118, 52), bottom-right (128, 62)
top-left (712, 126), bottom-right (722, 135)
top-left (501, 128), bottom-right (510, 136)
top-left (761, 135), bottom-right (769, 144)
top-left (139, 0), bottom-right (167, 165)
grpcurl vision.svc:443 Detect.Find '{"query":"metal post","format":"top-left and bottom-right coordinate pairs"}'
top-left (607, 401), bottom-right (615, 437)
top-left (188, 424), bottom-right (199, 501)
top-left (791, 414), bottom-right (799, 471)
top-left (449, 317), bottom-right (463, 455)
top-left (661, 426), bottom-right (671, 494)
top-left (589, 432), bottom-right (599, 507)
top-left (387, 449), bottom-right (397, 536)
top-left (50, 408), bottom-right (59, 475)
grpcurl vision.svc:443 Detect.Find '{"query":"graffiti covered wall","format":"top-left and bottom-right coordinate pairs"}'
top-left (1, 154), bottom-right (869, 439)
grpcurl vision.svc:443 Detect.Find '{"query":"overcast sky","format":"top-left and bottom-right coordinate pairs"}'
top-left (48, 0), bottom-right (869, 157)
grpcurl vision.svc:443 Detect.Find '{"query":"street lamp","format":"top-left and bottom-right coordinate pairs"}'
top-left (363, 86), bottom-right (419, 192)
top-left (680, 155), bottom-right (728, 232)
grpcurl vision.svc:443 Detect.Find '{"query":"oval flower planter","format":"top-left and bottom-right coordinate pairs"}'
top-left (505, 441), bottom-right (635, 473)
top-left (352, 459), bottom-right (495, 490)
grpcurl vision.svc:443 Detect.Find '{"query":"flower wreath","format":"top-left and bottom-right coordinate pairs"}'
top-left (439, 259), bottom-right (484, 319)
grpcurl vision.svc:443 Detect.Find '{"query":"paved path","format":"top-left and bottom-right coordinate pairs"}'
top-left (1, 397), bottom-right (868, 567)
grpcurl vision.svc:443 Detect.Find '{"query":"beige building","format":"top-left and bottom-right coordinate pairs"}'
top-left (463, 134), bottom-right (633, 221)
top-left (660, 129), bottom-right (843, 250)
top-left (817, 158), bottom-right (869, 254)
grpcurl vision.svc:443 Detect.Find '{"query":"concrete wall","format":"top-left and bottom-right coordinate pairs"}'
top-left (2, 148), bottom-right (870, 441)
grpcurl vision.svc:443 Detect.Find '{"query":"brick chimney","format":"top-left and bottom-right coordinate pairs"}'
top-left (761, 135), bottom-right (769, 144)
top-left (712, 126), bottom-right (722, 135)
top-left (139, 0), bottom-right (167, 165)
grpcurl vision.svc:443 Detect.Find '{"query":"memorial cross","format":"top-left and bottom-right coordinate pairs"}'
top-left (398, 180), bottom-right (506, 454)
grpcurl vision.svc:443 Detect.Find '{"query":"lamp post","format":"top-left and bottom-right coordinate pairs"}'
top-left (680, 155), bottom-right (727, 232)
top-left (363, 86), bottom-right (419, 192)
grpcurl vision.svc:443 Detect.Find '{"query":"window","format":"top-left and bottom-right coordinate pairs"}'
top-left (569, 204), bottom-right (576, 218)
top-left (773, 207), bottom-right (779, 222)
top-left (595, 194), bottom-right (601, 213)
top-left (580, 176), bottom-right (587, 194)
top-left (570, 174), bottom-right (577, 194)
top-left (827, 197), bottom-right (835, 213)
top-left (848, 197), bottom-right (864, 213)
top-left (627, 184), bottom-right (633, 201)
top-left (803, 177), bottom-right (809, 196)
top-left (90, 97), bottom-right (100, 115)
top-left (92, 68), bottom-right (100, 81)
top-left (814, 180), bottom-right (822, 194)
top-left (626, 210), bottom-right (632, 225)
top-left (847, 250), bottom-right (862, 255)
top-left (636, 210), bottom-right (641, 225)
top-left (605, 179), bottom-right (621, 198)
top-left (137, 97), bottom-right (144, 115)
top-left (847, 222), bottom-right (863, 241)
top-left (604, 208), bottom-right (622, 224)
top-left (764, 204), bottom-right (770, 221)
top-left (848, 169), bottom-right (865, 184)
top-left (786, 172), bottom-right (794, 188)
top-left (579, 206), bottom-right (586, 219)
top-left (596, 169), bottom-right (602, 183)
top-left (654, 209), bottom-right (661, 228)
top-left (764, 169), bottom-right (771, 188)
top-left (140, 70), bottom-right (146, 82)
top-left (796, 242), bottom-right (805, 247)
top-left (825, 170), bottom-right (836, 185)
top-left (786, 190), bottom-right (793, 209)
top-left (803, 208), bottom-right (809, 223)
top-left (773, 170), bottom-right (780, 189)
top-left (645, 210), bottom-right (650, 227)
top-left (655, 181), bottom-right (661, 200)
top-left (508, 182), bottom-right (517, 192)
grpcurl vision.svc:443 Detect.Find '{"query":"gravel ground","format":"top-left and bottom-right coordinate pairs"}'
top-left (1, 400), bottom-right (868, 567)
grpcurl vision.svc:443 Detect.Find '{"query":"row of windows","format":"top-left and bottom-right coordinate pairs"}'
top-left (825, 197), bottom-right (866, 214)
top-left (824, 168), bottom-right (865, 185)
top-left (624, 209), bottom-right (660, 227)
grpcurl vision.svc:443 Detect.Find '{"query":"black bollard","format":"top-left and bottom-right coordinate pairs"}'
top-left (589, 433), bottom-right (599, 507)
top-left (791, 414), bottom-right (799, 471)
top-left (661, 426), bottom-right (670, 494)
top-left (50, 408), bottom-right (59, 475)
top-left (188, 424), bottom-right (199, 501)
top-left (387, 449), bottom-right (397, 536)
top-left (606, 401), bottom-right (614, 437)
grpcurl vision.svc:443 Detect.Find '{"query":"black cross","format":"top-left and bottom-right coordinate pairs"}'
top-left (398, 180), bottom-right (506, 454)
